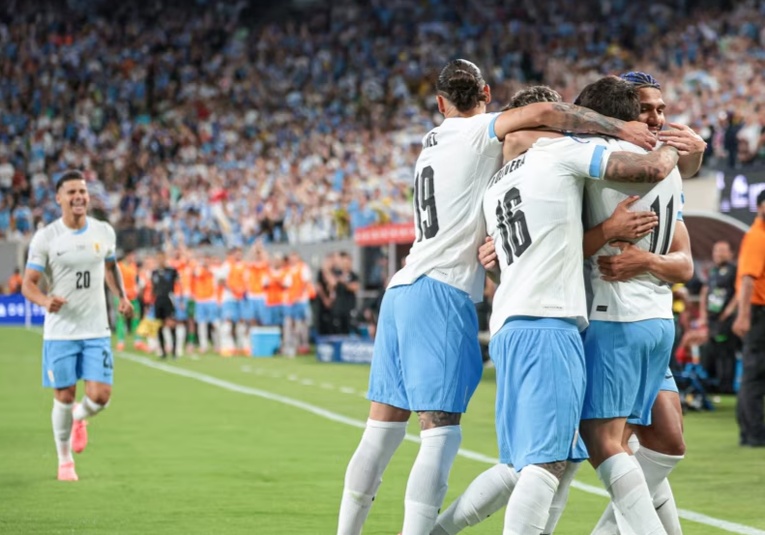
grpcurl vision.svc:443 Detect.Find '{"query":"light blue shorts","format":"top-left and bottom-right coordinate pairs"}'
top-left (659, 366), bottom-right (679, 393)
top-left (42, 337), bottom-right (114, 388)
top-left (243, 297), bottom-right (266, 323)
top-left (221, 299), bottom-right (244, 322)
top-left (195, 301), bottom-right (219, 324)
top-left (264, 304), bottom-right (284, 326)
top-left (582, 319), bottom-right (674, 426)
top-left (286, 302), bottom-right (310, 321)
top-left (490, 317), bottom-right (588, 470)
top-left (175, 296), bottom-right (189, 321)
top-left (367, 276), bottom-right (482, 413)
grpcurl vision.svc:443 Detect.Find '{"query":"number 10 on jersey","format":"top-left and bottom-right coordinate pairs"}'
top-left (414, 166), bottom-right (439, 241)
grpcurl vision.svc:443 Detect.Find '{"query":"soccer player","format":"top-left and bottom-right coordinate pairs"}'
top-left (588, 72), bottom-right (703, 535)
top-left (21, 170), bottom-right (133, 482)
top-left (337, 58), bottom-right (656, 535)
top-left (151, 250), bottom-right (180, 359)
top-left (244, 244), bottom-right (269, 329)
top-left (264, 253), bottom-right (290, 330)
top-left (217, 248), bottom-right (248, 356)
top-left (191, 254), bottom-right (219, 354)
top-left (116, 250), bottom-right (141, 351)
top-left (284, 251), bottom-right (313, 356)
top-left (482, 79), bottom-right (680, 535)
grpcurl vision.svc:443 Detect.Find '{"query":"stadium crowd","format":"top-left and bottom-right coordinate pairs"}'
top-left (1, 0), bottom-right (765, 245)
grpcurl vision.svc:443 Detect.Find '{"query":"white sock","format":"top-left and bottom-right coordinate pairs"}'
top-left (175, 324), bottom-right (186, 356)
top-left (590, 503), bottom-right (619, 535)
top-left (543, 462), bottom-right (580, 534)
top-left (52, 399), bottom-right (74, 464)
top-left (503, 465), bottom-right (559, 535)
top-left (634, 448), bottom-right (683, 535)
top-left (337, 419), bottom-right (408, 535)
top-left (73, 396), bottom-right (106, 421)
top-left (162, 327), bottom-right (173, 354)
top-left (627, 433), bottom-right (641, 454)
top-left (199, 322), bottom-right (209, 353)
top-left (433, 463), bottom-right (518, 535)
top-left (235, 322), bottom-right (248, 350)
top-left (653, 479), bottom-right (682, 535)
top-left (596, 453), bottom-right (666, 535)
top-left (212, 320), bottom-right (222, 351)
top-left (220, 322), bottom-right (234, 353)
top-left (402, 425), bottom-right (462, 535)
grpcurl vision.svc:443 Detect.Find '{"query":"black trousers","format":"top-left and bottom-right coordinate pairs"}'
top-left (737, 305), bottom-right (765, 443)
top-left (703, 318), bottom-right (738, 393)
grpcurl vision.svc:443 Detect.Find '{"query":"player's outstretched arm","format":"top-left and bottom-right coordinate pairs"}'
top-left (583, 196), bottom-right (658, 258)
top-left (597, 221), bottom-right (693, 283)
top-left (659, 123), bottom-right (706, 179)
top-left (603, 145), bottom-right (679, 183)
top-left (105, 259), bottom-right (134, 318)
top-left (492, 103), bottom-right (656, 150)
top-left (21, 269), bottom-right (66, 313)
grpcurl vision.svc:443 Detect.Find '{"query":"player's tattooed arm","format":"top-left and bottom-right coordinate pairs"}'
top-left (603, 145), bottom-right (679, 183)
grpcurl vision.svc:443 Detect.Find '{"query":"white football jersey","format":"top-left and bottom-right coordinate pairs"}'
top-left (584, 138), bottom-right (684, 322)
top-left (485, 136), bottom-right (615, 335)
top-left (388, 113), bottom-right (503, 302)
top-left (27, 217), bottom-right (116, 340)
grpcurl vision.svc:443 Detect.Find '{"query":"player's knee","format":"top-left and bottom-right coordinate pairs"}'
top-left (54, 387), bottom-right (77, 404)
top-left (88, 385), bottom-right (112, 406)
top-left (537, 460), bottom-right (567, 481)
top-left (417, 410), bottom-right (461, 430)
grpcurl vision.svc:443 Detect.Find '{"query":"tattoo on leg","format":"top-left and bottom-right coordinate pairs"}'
top-left (537, 461), bottom-right (568, 480)
top-left (417, 411), bottom-right (461, 430)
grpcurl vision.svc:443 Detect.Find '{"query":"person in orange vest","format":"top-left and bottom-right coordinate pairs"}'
top-left (116, 251), bottom-right (141, 351)
top-left (216, 247), bottom-right (248, 356)
top-left (244, 244), bottom-right (269, 329)
top-left (7, 268), bottom-right (22, 294)
top-left (284, 251), bottom-right (315, 355)
top-left (192, 254), bottom-right (219, 354)
top-left (264, 253), bottom-right (291, 332)
top-left (137, 255), bottom-right (157, 353)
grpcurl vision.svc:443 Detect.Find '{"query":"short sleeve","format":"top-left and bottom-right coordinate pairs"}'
top-left (464, 113), bottom-right (503, 156)
top-left (26, 230), bottom-right (48, 272)
top-left (738, 230), bottom-right (765, 279)
top-left (104, 223), bottom-right (117, 262)
top-left (544, 137), bottom-right (613, 179)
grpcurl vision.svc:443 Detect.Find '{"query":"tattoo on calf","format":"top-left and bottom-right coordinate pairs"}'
top-left (417, 410), bottom-right (461, 430)
top-left (537, 461), bottom-right (568, 480)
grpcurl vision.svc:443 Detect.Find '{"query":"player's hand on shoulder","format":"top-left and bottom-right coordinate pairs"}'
top-left (620, 121), bottom-right (656, 151)
top-left (603, 196), bottom-right (658, 241)
top-left (45, 295), bottom-right (67, 313)
top-left (658, 123), bottom-right (706, 156)
top-left (597, 241), bottom-right (650, 282)
top-left (118, 297), bottom-right (134, 318)
top-left (478, 236), bottom-right (498, 270)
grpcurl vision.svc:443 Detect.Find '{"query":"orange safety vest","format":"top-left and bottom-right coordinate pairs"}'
top-left (191, 266), bottom-right (216, 301)
top-left (118, 261), bottom-right (139, 300)
top-left (226, 261), bottom-right (247, 300)
top-left (286, 262), bottom-right (311, 304)
top-left (246, 261), bottom-right (269, 296)
top-left (140, 270), bottom-right (153, 304)
top-left (265, 267), bottom-right (289, 306)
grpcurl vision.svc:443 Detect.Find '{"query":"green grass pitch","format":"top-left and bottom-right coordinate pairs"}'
top-left (1, 327), bottom-right (764, 534)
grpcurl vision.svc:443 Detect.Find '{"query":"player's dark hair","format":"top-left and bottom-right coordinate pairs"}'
top-left (55, 170), bottom-right (85, 192)
top-left (757, 189), bottom-right (765, 207)
top-left (620, 71), bottom-right (661, 90)
top-left (502, 86), bottom-right (562, 110)
top-left (436, 59), bottom-right (487, 113)
top-left (574, 77), bottom-right (640, 122)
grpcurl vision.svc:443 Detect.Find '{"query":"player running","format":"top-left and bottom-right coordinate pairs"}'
top-left (22, 170), bottom-right (133, 482)
top-left (337, 58), bottom-right (656, 535)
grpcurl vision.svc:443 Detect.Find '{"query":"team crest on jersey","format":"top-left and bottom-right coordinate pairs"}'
top-left (94, 242), bottom-right (101, 253)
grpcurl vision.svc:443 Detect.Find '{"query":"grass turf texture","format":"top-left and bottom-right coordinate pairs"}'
top-left (1, 327), bottom-right (764, 534)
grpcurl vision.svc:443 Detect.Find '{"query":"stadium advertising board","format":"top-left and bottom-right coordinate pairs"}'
top-left (718, 166), bottom-right (765, 224)
top-left (0, 294), bottom-right (45, 327)
top-left (316, 336), bottom-right (374, 364)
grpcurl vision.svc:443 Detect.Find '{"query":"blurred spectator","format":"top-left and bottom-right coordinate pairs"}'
top-left (6, 268), bottom-right (22, 294)
top-left (332, 251), bottom-right (360, 335)
top-left (2, 0), bottom-right (765, 246)
top-left (699, 241), bottom-right (739, 393)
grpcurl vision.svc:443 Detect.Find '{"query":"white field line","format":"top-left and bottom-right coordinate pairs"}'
top-left (112, 349), bottom-right (765, 535)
